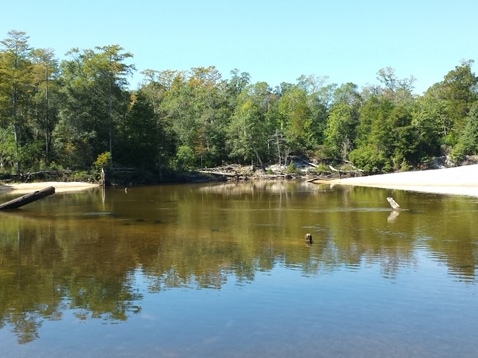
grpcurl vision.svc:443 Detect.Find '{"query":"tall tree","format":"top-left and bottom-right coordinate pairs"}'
top-left (55, 45), bottom-right (134, 168)
top-left (439, 60), bottom-right (478, 146)
top-left (324, 83), bottom-right (361, 161)
top-left (277, 85), bottom-right (313, 158)
top-left (453, 102), bottom-right (478, 160)
top-left (412, 86), bottom-right (446, 160)
top-left (349, 95), bottom-right (395, 173)
top-left (139, 69), bottom-right (177, 175)
top-left (116, 90), bottom-right (158, 169)
top-left (227, 82), bottom-right (277, 166)
top-left (0, 30), bottom-right (33, 174)
top-left (95, 45), bottom-right (135, 168)
top-left (297, 74), bottom-right (334, 146)
top-left (30, 48), bottom-right (59, 166)
top-left (188, 66), bottom-right (229, 167)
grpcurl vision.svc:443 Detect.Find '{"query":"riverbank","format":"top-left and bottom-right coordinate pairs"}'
top-left (313, 164), bottom-right (478, 197)
top-left (0, 181), bottom-right (100, 194)
top-left (2, 164), bottom-right (478, 197)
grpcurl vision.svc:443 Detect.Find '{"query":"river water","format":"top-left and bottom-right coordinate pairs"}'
top-left (1, 181), bottom-right (477, 357)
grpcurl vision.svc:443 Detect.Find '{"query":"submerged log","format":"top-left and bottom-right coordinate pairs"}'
top-left (0, 186), bottom-right (55, 210)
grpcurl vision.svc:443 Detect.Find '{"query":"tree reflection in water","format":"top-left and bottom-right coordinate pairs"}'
top-left (0, 182), bottom-right (477, 345)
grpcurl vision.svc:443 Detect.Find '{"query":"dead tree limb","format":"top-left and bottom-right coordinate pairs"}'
top-left (0, 186), bottom-right (55, 210)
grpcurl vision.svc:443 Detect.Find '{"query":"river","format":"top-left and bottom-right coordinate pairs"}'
top-left (1, 181), bottom-right (477, 357)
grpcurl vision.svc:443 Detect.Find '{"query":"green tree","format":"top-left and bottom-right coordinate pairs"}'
top-left (226, 69), bottom-right (251, 110)
top-left (0, 30), bottom-right (33, 174)
top-left (297, 74), bottom-right (334, 148)
top-left (388, 105), bottom-right (416, 170)
top-left (116, 91), bottom-right (158, 169)
top-left (55, 45), bottom-right (134, 169)
top-left (435, 60), bottom-right (478, 146)
top-left (453, 102), bottom-right (478, 160)
top-left (30, 48), bottom-right (59, 167)
top-left (91, 45), bottom-right (135, 168)
top-left (349, 69), bottom-right (419, 172)
top-left (172, 145), bottom-right (196, 171)
top-left (187, 66), bottom-right (230, 167)
top-left (412, 87), bottom-right (446, 160)
top-left (324, 83), bottom-right (361, 161)
top-left (139, 69), bottom-right (178, 176)
top-left (227, 82), bottom-right (277, 166)
top-left (277, 86), bottom-right (313, 157)
top-left (159, 71), bottom-right (198, 157)
top-left (349, 95), bottom-right (394, 173)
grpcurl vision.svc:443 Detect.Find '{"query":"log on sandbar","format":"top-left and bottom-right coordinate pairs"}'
top-left (0, 186), bottom-right (55, 210)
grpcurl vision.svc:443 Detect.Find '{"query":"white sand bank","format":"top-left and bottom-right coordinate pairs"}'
top-left (0, 182), bottom-right (100, 194)
top-left (317, 164), bottom-right (478, 197)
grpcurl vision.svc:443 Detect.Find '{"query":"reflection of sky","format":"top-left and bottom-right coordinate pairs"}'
top-left (3, 254), bottom-right (475, 358)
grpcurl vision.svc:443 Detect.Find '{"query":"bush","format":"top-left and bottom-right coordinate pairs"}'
top-left (286, 163), bottom-right (298, 174)
top-left (314, 163), bottom-right (330, 174)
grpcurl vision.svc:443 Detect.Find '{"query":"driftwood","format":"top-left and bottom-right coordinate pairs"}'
top-left (328, 165), bottom-right (364, 179)
top-left (199, 170), bottom-right (239, 178)
top-left (0, 186), bottom-right (55, 210)
top-left (387, 197), bottom-right (401, 211)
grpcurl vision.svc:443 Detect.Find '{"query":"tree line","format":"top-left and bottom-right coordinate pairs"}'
top-left (1, 30), bottom-right (478, 182)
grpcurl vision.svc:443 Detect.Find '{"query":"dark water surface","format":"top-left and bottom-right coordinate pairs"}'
top-left (1, 181), bottom-right (478, 357)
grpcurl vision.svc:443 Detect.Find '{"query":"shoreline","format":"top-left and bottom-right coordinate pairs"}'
top-left (2, 164), bottom-right (478, 197)
top-left (313, 164), bottom-right (478, 197)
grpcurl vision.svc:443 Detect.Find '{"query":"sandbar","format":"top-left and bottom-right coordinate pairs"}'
top-left (315, 164), bottom-right (478, 197)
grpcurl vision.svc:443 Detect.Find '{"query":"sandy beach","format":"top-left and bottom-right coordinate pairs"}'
top-left (0, 181), bottom-right (100, 194)
top-left (317, 164), bottom-right (478, 197)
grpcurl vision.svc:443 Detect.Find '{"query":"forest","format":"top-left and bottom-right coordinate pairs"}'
top-left (1, 30), bottom-right (478, 183)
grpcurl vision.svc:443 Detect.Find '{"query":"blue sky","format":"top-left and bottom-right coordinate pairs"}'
top-left (1, 0), bottom-right (477, 93)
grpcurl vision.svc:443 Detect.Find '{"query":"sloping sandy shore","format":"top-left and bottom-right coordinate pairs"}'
top-left (317, 164), bottom-right (478, 197)
top-left (0, 181), bottom-right (100, 194)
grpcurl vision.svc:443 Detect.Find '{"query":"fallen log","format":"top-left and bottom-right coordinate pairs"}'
top-left (199, 170), bottom-right (239, 178)
top-left (0, 186), bottom-right (55, 210)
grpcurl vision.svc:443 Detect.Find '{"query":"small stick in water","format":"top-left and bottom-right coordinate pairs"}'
top-left (387, 197), bottom-right (401, 211)
top-left (305, 233), bottom-right (313, 244)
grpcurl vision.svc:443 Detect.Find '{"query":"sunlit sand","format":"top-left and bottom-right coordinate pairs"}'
top-left (0, 181), bottom-right (100, 194)
top-left (320, 164), bottom-right (478, 197)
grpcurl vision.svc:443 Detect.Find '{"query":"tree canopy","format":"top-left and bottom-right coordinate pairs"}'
top-left (1, 30), bottom-right (478, 182)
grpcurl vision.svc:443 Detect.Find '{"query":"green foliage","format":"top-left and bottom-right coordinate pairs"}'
top-left (314, 163), bottom-right (330, 174)
top-left (0, 127), bottom-right (16, 170)
top-left (286, 162), bottom-right (297, 174)
top-left (324, 102), bottom-right (357, 160)
top-left (93, 151), bottom-right (111, 169)
top-left (69, 170), bottom-right (97, 182)
top-left (172, 145), bottom-right (196, 171)
top-left (452, 103), bottom-right (478, 161)
top-left (349, 144), bottom-right (391, 173)
top-left (19, 141), bottom-right (44, 170)
top-left (226, 82), bottom-right (277, 166)
top-left (277, 86), bottom-right (314, 153)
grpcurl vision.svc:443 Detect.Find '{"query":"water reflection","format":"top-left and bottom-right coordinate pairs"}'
top-left (0, 182), bottom-right (477, 349)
